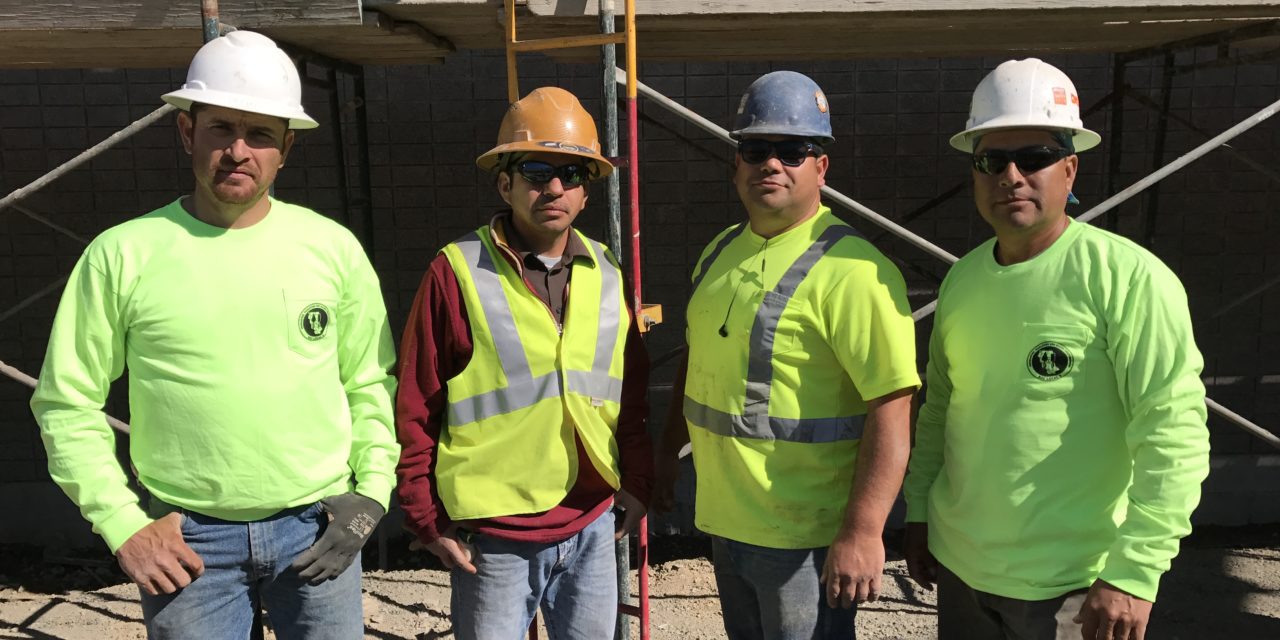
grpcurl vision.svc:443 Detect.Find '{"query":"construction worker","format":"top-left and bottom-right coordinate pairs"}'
top-left (395, 86), bottom-right (652, 640)
top-left (30, 31), bottom-right (398, 638)
top-left (903, 58), bottom-right (1210, 640)
top-left (654, 71), bottom-right (920, 640)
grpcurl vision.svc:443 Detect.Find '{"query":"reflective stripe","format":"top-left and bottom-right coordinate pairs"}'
top-left (689, 223), bottom-right (866, 443)
top-left (692, 223), bottom-right (747, 290)
top-left (584, 238), bottom-right (622, 401)
top-left (684, 395), bottom-right (866, 443)
top-left (457, 232), bottom-right (533, 380)
top-left (566, 369), bottom-right (623, 403)
top-left (449, 231), bottom-right (625, 425)
top-left (450, 372), bottom-right (561, 425)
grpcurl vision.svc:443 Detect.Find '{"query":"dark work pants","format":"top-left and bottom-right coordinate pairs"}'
top-left (937, 564), bottom-right (1087, 640)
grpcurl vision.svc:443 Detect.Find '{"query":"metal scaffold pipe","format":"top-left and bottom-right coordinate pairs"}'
top-left (201, 0), bottom-right (221, 43)
top-left (1079, 94), bottom-right (1280, 225)
top-left (601, 0), bottom-right (623, 260)
top-left (1207, 398), bottom-right (1280, 451)
top-left (0, 105), bottom-right (176, 216)
top-left (1, 360), bottom-right (131, 434)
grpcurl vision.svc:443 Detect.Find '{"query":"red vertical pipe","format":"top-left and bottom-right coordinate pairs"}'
top-left (627, 95), bottom-right (642, 311)
top-left (639, 514), bottom-right (650, 640)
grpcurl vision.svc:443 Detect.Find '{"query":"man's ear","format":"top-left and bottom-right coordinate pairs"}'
top-left (497, 171), bottom-right (513, 205)
top-left (1063, 154), bottom-right (1079, 189)
top-left (280, 130), bottom-right (296, 167)
top-left (177, 111), bottom-right (195, 154)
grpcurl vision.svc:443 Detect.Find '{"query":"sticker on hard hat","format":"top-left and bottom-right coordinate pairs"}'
top-left (538, 141), bottom-right (590, 153)
top-left (736, 94), bottom-right (749, 115)
top-left (1053, 87), bottom-right (1067, 105)
top-left (815, 91), bottom-right (828, 114)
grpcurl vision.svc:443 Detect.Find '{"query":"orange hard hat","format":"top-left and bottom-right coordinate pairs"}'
top-left (476, 87), bottom-right (614, 179)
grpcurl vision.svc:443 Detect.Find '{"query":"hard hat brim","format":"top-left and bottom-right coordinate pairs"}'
top-left (950, 119), bottom-right (1101, 154)
top-left (730, 125), bottom-right (835, 146)
top-left (162, 88), bottom-right (319, 130)
top-left (476, 140), bottom-right (615, 179)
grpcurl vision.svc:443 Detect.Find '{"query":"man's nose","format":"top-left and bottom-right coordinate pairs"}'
top-left (225, 137), bottom-right (252, 162)
top-left (997, 160), bottom-right (1024, 187)
top-left (542, 176), bottom-right (566, 196)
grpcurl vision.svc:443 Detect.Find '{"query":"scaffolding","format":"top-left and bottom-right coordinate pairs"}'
top-left (3, 2), bottom-right (1280, 638)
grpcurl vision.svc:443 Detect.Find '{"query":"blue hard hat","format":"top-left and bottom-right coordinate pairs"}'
top-left (731, 71), bottom-right (834, 145)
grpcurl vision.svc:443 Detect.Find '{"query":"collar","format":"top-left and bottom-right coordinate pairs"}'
top-left (487, 211), bottom-right (595, 268)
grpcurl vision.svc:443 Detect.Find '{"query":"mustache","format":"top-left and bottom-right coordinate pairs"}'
top-left (215, 163), bottom-right (255, 177)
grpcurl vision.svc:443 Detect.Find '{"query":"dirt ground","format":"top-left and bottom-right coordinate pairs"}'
top-left (2, 527), bottom-right (1278, 639)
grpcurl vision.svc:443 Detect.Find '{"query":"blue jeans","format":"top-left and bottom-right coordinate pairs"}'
top-left (450, 509), bottom-right (617, 640)
top-left (711, 536), bottom-right (857, 640)
top-left (140, 502), bottom-right (363, 640)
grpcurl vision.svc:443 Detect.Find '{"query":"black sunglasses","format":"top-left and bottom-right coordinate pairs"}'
top-left (737, 139), bottom-right (824, 167)
top-left (514, 160), bottom-right (593, 187)
top-left (972, 146), bottom-right (1072, 176)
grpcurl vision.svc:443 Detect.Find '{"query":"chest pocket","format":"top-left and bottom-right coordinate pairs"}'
top-left (768, 295), bottom-right (810, 358)
top-left (1020, 323), bottom-right (1091, 401)
top-left (285, 293), bottom-right (339, 360)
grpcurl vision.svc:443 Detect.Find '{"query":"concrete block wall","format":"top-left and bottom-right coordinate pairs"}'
top-left (1, 48), bottom-right (1277, 544)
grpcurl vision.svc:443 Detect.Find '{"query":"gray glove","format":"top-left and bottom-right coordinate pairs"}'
top-left (290, 492), bottom-right (385, 584)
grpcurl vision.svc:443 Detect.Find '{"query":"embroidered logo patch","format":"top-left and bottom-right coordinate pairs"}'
top-left (299, 303), bottom-right (332, 341)
top-left (1027, 341), bottom-right (1072, 381)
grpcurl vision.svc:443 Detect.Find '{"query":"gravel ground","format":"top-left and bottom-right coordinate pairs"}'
top-left (2, 528), bottom-right (1278, 639)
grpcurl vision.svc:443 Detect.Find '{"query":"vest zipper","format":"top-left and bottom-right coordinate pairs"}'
top-left (496, 239), bottom-right (564, 334)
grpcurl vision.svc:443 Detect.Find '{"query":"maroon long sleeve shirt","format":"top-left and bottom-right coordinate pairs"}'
top-left (395, 215), bottom-right (653, 544)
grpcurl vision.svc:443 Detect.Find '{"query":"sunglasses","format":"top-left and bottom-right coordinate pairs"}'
top-left (513, 160), bottom-right (592, 187)
top-left (972, 146), bottom-right (1072, 176)
top-left (737, 139), bottom-right (824, 167)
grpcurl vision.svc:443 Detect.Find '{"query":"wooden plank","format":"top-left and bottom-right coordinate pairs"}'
top-left (535, 19), bottom-right (1280, 62)
top-left (510, 8), bottom-right (1280, 32)
top-left (1, 1), bottom-right (1278, 68)
top-left (0, 23), bottom-right (451, 69)
top-left (0, 1), bottom-right (361, 30)
top-left (522, 0), bottom-right (1280, 17)
top-left (379, 1), bottom-right (1280, 52)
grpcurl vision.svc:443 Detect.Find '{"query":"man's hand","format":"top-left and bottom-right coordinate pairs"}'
top-left (1073, 580), bottom-right (1152, 640)
top-left (613, 489), bottom-right (646, 540)
top-left (289, 493), bottom-right (385, 585)
top-left (820, 531), bottom-right (885, 609)
top-left (116, 512), bottom-right (204, 596)
top-left (903, 522), bottom-right (938, 592)
top-left (652, 450), bottom-right (681, 513)
top-left (413, 527), bottom-right (476, 574)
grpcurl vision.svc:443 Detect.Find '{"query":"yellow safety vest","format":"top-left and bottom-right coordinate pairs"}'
top-left (436, 226), bottom-right (629, 520)
top-left (685, 218), bottom-right (869, 548)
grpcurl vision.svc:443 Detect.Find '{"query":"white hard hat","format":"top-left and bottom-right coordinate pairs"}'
top-left (950, 58), bottom-right (1100, 153)
top-left (162, 31), bottom-right (318, 130)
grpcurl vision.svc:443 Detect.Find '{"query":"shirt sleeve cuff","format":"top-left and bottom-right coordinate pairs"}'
top-left (355, 476), bottom-right (395, 512)
top-left (858, 374), bottom-right (923, 404)
top-left (100, 505), bottom-right (154, 554)
top-left (1097, 560), bottom-right (1162, 602)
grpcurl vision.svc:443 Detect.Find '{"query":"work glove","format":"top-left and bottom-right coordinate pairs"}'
top-left (290, 492), bottom-right (385, 584)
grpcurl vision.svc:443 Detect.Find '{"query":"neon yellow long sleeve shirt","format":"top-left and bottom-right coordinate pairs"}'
top-left (904, 220), bottom-right (1209, 602)
top-left (32, 198), bottom-right (399, 552)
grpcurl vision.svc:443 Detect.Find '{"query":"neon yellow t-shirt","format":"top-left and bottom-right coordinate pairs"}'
top-left (32, 198), bottom-right (399, 552)
top-left (685, 206), bottom-right (919, 548)
top-left (904, 219), bottom-right (1209, 601)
